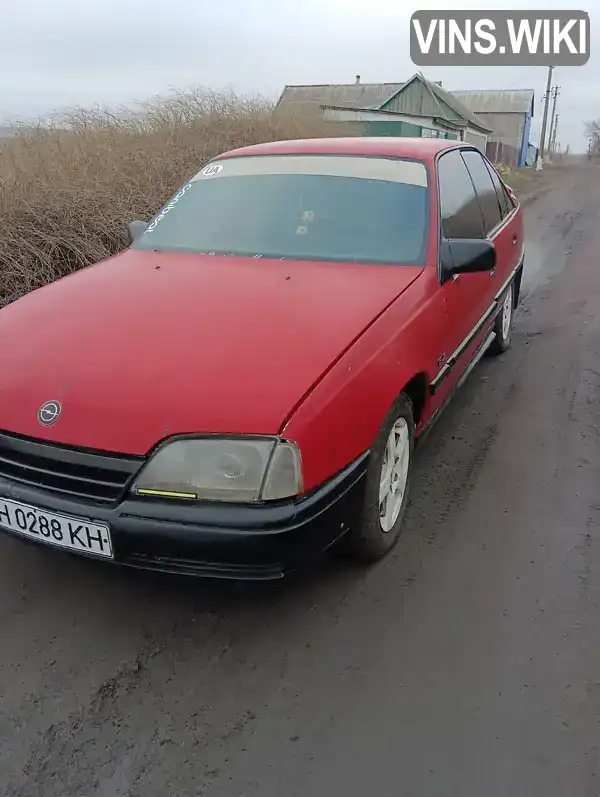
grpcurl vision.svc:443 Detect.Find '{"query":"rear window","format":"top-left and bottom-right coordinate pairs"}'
top-left (133, 154), bottom-right (430, 266)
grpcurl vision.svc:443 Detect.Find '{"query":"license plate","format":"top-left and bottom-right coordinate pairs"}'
top-left (0, 497), bottom-right (113, 558)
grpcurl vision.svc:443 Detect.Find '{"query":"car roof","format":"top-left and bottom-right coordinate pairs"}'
top-left (216, 137), bottom-right (461, 164)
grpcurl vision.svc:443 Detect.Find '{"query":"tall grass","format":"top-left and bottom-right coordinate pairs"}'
top-left (0, 88), bottom-right (353, 308)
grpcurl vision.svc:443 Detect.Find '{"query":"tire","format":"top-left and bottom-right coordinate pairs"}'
top-left (488, 280), bottom-right (515, 356)
top-left (347, 393), bottom-right (415, 562)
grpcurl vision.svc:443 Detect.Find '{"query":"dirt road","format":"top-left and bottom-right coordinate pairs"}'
top-left (1, 163), bottom-right (600, 797)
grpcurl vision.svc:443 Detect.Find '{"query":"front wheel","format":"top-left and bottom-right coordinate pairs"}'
top-left (347, 393), bottom-right (414, 562)
top-left (488, 281), bottom-right (515, 356)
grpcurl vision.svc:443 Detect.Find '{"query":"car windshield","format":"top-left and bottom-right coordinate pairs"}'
top-left (132, 153), bottom-right (430, 265)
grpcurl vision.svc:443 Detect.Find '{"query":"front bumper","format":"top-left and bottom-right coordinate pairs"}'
top-left (0, 452), bottom-right (368, 581)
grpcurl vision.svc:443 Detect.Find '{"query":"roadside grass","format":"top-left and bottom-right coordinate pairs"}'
top-left (500, 163), bottom-right (566, 204)
top-left (0, 88), bottom-right (353, 308)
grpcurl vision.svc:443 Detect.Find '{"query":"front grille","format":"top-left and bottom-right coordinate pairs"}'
top-left (0, 430), bottom-right (145, 503)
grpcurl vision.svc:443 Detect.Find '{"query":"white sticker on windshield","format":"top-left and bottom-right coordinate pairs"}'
top-left (201, 163), bottom-right (223, 177)
top-left (144, 182), bottom-right (192, 233)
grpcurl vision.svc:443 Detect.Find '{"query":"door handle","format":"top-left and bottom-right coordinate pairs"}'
top-left (512, 235), bottom-right (518, 245)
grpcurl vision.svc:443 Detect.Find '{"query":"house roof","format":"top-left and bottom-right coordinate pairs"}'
top-left (408, 75), bottom-right (492, 133)
top-left (274, 74), bottom-right (492, 134)
top-left (451, 89), bottom-right (535, 116)
top-left (275, 82), bottom-right (405, 111)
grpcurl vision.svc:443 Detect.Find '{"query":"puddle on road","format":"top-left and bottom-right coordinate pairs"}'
top-left (520, 234), bottom-right (547, 296)
top-left (519, 170), bottom-right (600, 300)
top-left (520, 208), bottom-right (587, 298)
top-left (520, 231), bottom-right (571, 299)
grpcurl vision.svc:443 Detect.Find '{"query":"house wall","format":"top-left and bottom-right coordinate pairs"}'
top-left (362, 120), bottom-right (419, 136)
top-left (518, 113), bottom-right (532, 167)
top-left (381, 79), bottom-right (453, 119)
top-left (463, 128), bottom-right (488, 153)
top-left (421, 126), bottom-right (459, 139)
top-left (476, 113), bottom-right (527, 143)
top-left (472, 110), bottom-right (532, 167)
top-left (322, 107), bottom-right (459, 139)
top-left (322, 107), bottom-right (438, 128)
top-left (475, 111), bottom-right (525, 145)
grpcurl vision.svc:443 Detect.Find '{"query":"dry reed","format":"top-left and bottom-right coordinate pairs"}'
top-left (0, 87), bottom-right (353, 308)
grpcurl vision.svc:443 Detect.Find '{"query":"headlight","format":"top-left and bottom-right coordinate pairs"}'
top-left (131, 437), bottom-right (303, 503)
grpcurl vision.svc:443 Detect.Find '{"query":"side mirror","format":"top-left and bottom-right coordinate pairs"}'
top-left (126, 220), bottom-right (148, 245)
top-left (440, 238), bottom-right (496, 283)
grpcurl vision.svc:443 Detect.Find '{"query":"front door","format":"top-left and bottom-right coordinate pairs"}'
top-left (435, 147), bottom-right (494, 391)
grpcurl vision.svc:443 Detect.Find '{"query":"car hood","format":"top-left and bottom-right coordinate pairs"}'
top-left (0, 250), bottom-right (423, 454)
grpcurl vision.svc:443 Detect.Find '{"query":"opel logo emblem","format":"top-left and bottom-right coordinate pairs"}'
top-left (38, 400), bottom-right (61, 426)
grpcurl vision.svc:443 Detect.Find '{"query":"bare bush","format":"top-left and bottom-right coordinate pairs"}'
top-left (0, 88), bottom-right (355, 307)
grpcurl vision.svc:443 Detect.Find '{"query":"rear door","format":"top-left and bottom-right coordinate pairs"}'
top-left (461, 148), bottom-right (520, 303)
top-left (482, 155), bottom-right (523, 276)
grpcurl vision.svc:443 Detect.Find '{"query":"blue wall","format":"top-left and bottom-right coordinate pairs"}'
top-left (519, 105), bottom-right (533, 167)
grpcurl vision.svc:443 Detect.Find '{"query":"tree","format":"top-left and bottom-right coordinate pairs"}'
top-left (584, 120), bottom-right (600, 158)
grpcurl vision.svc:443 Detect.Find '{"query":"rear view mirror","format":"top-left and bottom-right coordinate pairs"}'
top-left (127, 220), bottom-right (148, 245)
top-left (440, 238), bottom-right (496, 283)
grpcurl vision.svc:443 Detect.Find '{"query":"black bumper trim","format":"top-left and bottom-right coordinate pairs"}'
top-left (0, 451), bottom-right (369, 580)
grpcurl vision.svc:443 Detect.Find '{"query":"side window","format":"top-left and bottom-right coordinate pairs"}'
top-left (461, 149), bottom-right (503, 234)
top-left (437, 149), bottom-right (485, 239)
top-left (483, 158), bottom-right (511, 218)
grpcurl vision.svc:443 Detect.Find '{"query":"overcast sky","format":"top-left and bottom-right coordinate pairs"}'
top-left (0, 0), bottom-right (596, 150)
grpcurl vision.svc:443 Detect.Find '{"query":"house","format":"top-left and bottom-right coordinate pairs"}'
top-left (274, 74), bottom-right (493, 152)
top-left (450, 89), bottom-right (535, 168)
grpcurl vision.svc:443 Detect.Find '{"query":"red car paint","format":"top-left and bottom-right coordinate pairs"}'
top-left (0, 137), bottom-right (523, 495)
top-left (0, 248), bottom-right (422, 454)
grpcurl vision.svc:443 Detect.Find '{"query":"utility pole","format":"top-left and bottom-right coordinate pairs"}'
top-left (536, 64), bottom-right (554, 171)
top-left (550, 114), bottom-right (559, 157)
top-left (547, 85), bottom-right (560, 160)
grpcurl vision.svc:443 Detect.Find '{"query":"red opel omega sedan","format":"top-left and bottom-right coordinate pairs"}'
top-left (0, 137), bottom-right (523, 580)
